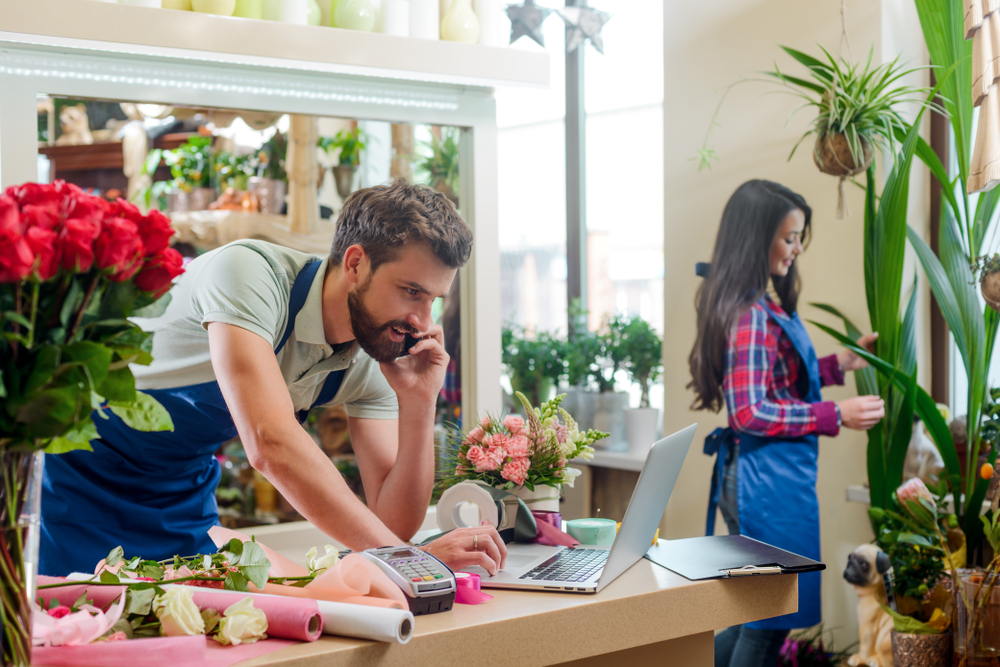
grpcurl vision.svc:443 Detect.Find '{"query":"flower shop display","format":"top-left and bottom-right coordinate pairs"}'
top-left (618, 315), bottom-right (662, 456)
top-left (319, 128), bottom-right (367, 200)
top-left (437, 392), bottom-right (607, 511)
top-left (0, 181), bottom-right (185, 667)
top-left (414, 126), bottom-right (460, 205)
top-left (163, 135), bottom-right (214, 213)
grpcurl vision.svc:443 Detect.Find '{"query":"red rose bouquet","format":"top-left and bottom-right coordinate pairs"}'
top-left (0, 180), bottom-right (184, 667)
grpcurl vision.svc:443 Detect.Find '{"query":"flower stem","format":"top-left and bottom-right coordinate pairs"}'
top-left (26, 281), bottom-right (39, 350)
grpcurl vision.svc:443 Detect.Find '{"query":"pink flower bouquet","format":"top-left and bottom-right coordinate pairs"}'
top-left (439, 392), bottom-right (608, 492)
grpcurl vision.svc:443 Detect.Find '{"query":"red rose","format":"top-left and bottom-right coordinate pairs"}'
top-left (113, 198), bottom-right (142, 222)
top-left (0, 195), bottom-right (22, 233)
top-left (0, 229), bottom-right (34, 282)
top-left (26, 226), bottom-right (60, 281)
top-left (64, 195), bottom-right (105, 228)
top-left (21, 204), bottom-right (60, 231)
top-left (47, 606), bottom-right (71, 619)
top-left (137, 209), bottom-right (175, 256)
top-left (59, 217), bottom-right (100, 273)
top-left (95, 217), bottom-right (144, 281)
top-left (134, 247), bottom-right (184, 296)
top-left (7, 182), bottom-right (63, 216)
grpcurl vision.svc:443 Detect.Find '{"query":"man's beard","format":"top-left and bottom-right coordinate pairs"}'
top-left (347, 280), bottom-right (416, 363)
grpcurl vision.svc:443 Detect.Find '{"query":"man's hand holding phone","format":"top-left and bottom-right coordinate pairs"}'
top-left (380, 324), bottom-right (449, 407)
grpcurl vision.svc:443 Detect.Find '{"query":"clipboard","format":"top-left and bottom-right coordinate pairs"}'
top-left (643, 534), bottom-right (826, 580)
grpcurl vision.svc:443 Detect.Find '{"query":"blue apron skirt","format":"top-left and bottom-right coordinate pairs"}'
top-left (41, 259), bottom-right (345, 575)
top-left (704, 300), bottom-right (823, 630)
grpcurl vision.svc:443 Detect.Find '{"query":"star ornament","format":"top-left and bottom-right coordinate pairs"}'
top-left (557, 5), bottom-right (611, 54)
top-left (506, 0), bottom-right (553, 48)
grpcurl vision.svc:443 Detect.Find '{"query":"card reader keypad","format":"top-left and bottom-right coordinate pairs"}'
top-left (387, 556), bottom-right (446, 584)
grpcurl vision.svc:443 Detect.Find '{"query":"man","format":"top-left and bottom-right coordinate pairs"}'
top-left (41, 180), bottom-right (506, 577)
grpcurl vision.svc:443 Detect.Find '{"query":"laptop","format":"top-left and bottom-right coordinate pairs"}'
top-left (462, 423), bottom-right (697, 594)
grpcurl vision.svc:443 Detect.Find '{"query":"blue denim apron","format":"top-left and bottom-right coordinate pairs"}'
top-left (704, 299), bottom-right (823, 630)
top-left (41, 259), bottom-right (345, 575)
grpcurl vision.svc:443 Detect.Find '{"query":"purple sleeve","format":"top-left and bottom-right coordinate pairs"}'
top-left (812, 401), bottom-right (841, 436)
top-left (818, 354), bottom-right (844, 388)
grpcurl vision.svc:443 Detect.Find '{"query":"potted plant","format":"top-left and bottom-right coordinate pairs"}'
top-left (249, 130), bottom-right (288, 215)
top-left (163, 135), bottom-right (214, 212)
top-left (319, 127), bottom-right (367, 201)
top-left (415, 126), bottom-right (459, 206)
top-left (619, 316), bottom-right (663, 456)
top-left (501, 325), bottom-right (563, 409)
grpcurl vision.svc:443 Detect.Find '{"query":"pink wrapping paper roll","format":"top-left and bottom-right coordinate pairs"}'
top-left (37, 577), bottom-right (323, 642)
top-left (453, 572), bottom-right (492, 605)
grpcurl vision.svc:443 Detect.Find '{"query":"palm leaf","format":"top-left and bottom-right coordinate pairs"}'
top-left (809, 303), bottom-right (878, 396)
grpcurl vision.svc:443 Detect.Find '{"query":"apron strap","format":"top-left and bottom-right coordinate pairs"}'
top-left (703, 427), bottom-right (732, 536)
top-left (276, 259), bottom-right (322, 355)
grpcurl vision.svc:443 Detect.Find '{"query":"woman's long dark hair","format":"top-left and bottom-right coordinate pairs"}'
top-left (688, 180), bottom-right (812, 412)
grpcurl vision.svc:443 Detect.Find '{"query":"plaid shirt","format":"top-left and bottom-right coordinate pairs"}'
top-left (723, 298), bottom-right (843, 438)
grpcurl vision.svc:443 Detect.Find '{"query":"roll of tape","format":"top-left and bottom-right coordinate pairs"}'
top-left (436, 482), bottom-right (501, 531)
top-left (454, 572), bottom-right (492, 605)
top-left (565, 518), bottom-right (617, 546)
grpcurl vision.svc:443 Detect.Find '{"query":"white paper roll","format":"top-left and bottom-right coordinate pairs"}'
top-left (316, 599), bottom-right (414, 644)
top-left (380, 0), bottom-right (409, 35)
top-left (436, 482), bottom-right (500, 531)
top-left (473, 0), bottom-right (502, 46)
top-left (409, 0), bottom-right (439, 39)
top-left (279, 0), bottom-right (308, 23)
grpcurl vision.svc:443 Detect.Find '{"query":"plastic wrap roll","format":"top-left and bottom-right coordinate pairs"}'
top-left (316, 599), bottom-right (414, 643)
top-left (436, 482), bottom-right (500, 531)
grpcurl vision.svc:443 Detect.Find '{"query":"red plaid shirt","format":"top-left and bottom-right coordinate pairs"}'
top-left (723, 297), bottom-right (843, 438)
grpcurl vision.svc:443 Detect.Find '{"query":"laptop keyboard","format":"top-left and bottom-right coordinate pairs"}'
top-left (519, 548), bottom-right (609, 582)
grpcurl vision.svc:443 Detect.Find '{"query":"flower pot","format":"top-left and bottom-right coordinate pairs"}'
top-left (625, 407), bottom-right (660, 458)
top-left (1, 450), bottom-right (44, 667)
top-left (247, 177), bottom-right (286, 215)
top-left (813, 133), bottom-right (874, 177)
top-left (565, 390), bottom-right (627, 450)
top-left (440, 0), bottom-right (479, 43)
top-left (954, 573), bottom-right (1000, 664)
top-left (890, 630), bottom-right (951, 667)
top-left (331, 164), bottom-right (358, 200)
top-left (509, 484), bottom-right (560, 512)
top-left (983, 270), bottom-right (1000, 313)
top-left (510, 373), bottom-right (551, 410)
top-left (192, 0), bottom-right (236, 13)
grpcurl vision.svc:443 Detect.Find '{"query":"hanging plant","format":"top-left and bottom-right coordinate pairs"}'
top-left (696, 45), bottom-right (938, 218)
top-left (973, 253), bottom-right (1000, 313)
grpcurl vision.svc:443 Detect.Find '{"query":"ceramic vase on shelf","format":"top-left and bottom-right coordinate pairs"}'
top-left (890, 630), bottom-right (951, 667)
top-left (473, 0), bottom-right (501, 46)
top-left (334, 0), bottom-right (374, 31)
top-left (1, 450), bottom-right (44, 667)
top-left (509, 484), bottom-right (560, 513)
top-left (278, 0), bottom-right (308, 24)
top-left (192, 0), bottom-right (236, 14)
top-left (380, 0), bottom-right (408, 36)
top-left (306, 0), bottom-right (321, 24)
top-left (625, 407), bottom-right (660, 458)
top-left (440, 0), bottom-right (479, 43)
top-left (233, 0), bottom-right (262, 18)
top-left (161, 0), bottom-right (193, 8)
top-left (409, 0), bottom-right (439, 39)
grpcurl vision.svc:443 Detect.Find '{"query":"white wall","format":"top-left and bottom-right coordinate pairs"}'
top-left (662, 0), bottom-right (929, 648)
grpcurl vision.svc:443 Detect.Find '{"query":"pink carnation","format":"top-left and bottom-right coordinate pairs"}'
top-left (507, 434), bottom-right (530, 458)
top-left (104, 631), bottom-right (128, 642)
top-left (466, 445), bottom-right (499, 472)
top-left (48, 606), bottom-right (71, 619)
top-left (480, 433), bottom-right (494, 448)
top-left (503, 415), bottom-right (526, 434)
top-left (897, 478), bottom-right (934, 505)
top-left (480, 416), bottom-right (492, 430)
top-left (466, 426), bottom-right (485, 444)
top-left (501, 457), bottom-right (530, 485)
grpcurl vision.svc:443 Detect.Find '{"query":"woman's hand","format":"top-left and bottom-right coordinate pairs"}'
top-left (838, 395), bottom-right (885, 431)
top-left (418, 525), bottom-right (508, 576)
top-left (837, 332), bottom-right (878, 372)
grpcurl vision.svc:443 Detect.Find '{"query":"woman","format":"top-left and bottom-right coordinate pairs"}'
top-left (688, 180), bottom-right (884, 667)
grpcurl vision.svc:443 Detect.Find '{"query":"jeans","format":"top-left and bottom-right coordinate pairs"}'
top-left (715, 625), bottom-right (790, 667)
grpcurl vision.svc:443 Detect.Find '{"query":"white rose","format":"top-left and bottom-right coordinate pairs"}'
top-left (305, 545), bottom-right (340, 572)
top-left (214, 597), bottom-right (268, 646)
top-left (153, 588), bottom-right (205, 637)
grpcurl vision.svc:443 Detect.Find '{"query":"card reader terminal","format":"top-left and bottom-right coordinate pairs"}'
top-left (362, 546), bottom-right (457, 615)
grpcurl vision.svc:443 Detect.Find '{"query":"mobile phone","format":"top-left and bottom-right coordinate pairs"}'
top-left (397, 333), bottom-right (422, 359)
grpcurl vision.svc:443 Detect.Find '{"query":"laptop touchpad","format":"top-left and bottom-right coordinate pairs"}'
top-left (506, 555), bottom-right (539, 569)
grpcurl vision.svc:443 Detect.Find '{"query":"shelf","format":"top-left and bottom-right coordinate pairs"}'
top-left (169, 209), bottom-right (336, 254)
top-left (0, 0), bottom-right (549, 89)
top-left (574, 449), bottom-right (648, 473)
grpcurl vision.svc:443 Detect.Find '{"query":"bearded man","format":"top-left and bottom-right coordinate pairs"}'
top-left (41, 180), bottom-right (507, 576)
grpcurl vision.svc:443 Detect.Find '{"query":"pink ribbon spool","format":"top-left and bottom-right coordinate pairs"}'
top-left (454, 572), bottom-right (493, 605)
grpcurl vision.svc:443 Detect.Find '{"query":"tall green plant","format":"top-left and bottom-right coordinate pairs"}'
top-left (909, 0), bottom-right (1000, 546)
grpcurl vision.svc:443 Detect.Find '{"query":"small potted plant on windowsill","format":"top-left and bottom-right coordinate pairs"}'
top-left (320, 127), bottom-right (367, 201)
top-left (501, 325), bottom-right (564, 409)
top-left (164, 134), bottom-right (214, 212)
top-left (620, 316), bottom-right (663, 457)
top-left (415, 126), bottom-right (459, 207)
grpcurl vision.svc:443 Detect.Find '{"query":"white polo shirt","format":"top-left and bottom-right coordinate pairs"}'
top-left (131, 239), bottom-right (398, 420)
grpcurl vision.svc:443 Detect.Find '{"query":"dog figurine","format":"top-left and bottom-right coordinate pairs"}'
top-left (54, 104), bottom-right (93, 146)
top-left (844, 544), bottom-right (894, 667)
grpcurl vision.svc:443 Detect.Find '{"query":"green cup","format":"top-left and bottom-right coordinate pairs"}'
top-left (566, 518), bottom-right (617, 546)
top-left (233, 0), bottom-right (263, 18)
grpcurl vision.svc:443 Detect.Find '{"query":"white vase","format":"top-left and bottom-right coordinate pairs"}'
top-left (473, 0), bottom-right (501, 46)
top-left (306, 0), bottom-right (321, 24)
top-left (440, 0), bottom-right (479, 43)
top-left (625, 408), bottom-right (661, 458)
top-left (409, 0), bottom-right (439, 39)
top-left (279, 0), bottom-right (308, 23)
top-left (380, 0), bottom-right (408, 35)
top-left (509, 484), bottom-right (561, 512)
top-left (334, 0), bottom-right (374, 30)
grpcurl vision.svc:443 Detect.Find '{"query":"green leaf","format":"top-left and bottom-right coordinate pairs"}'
top-left (125, 587), bottom-right (155, 616)
top-left (99, 571), bottom-right (120, 584)
top-left (3, 311), bottom-right (32, 329)
top-left (43, 420), bottom-right (98, 454)
top-left (201, 608), bottom-right (222, 635)
top-left (137, 560), bottom-right (165, 580)
top-left (105, 546), bottom-right (124, 567)
top-left (15, 387), bottom-right (84, 438)
top-left (108, 392), bottom-right (174, 432)
top-left (59, 278), bottom-right (84, 330)
top-left (886, 370), bottom-right (918, 498)
top-left (224, 570), bottom-right (249, 592)
top-left (97, 368), bottom-right (137, 403)
top-left (24, 345), bottom-right (61, 394)
top-left (881, 604), bottom-right (944, 634)
top-left (809, 303), bottom-right (878, 396)
top-left (237, 540), bottom-right (270, 590)
top-left (63, 341), bottom-right (113, 390)
top-left (897, 532), bottom-right (935, 548)
top-left (131, 293), bottom-right (171, 319)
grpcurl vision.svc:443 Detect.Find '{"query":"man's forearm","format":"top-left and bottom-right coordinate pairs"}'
top-left (249, 422), bottom-right (403, 551)
top-left (368, 399), bottom-right (437, 539)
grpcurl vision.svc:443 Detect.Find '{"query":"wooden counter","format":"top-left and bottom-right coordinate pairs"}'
top-left (234, 551), bottom-right (798, 667)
